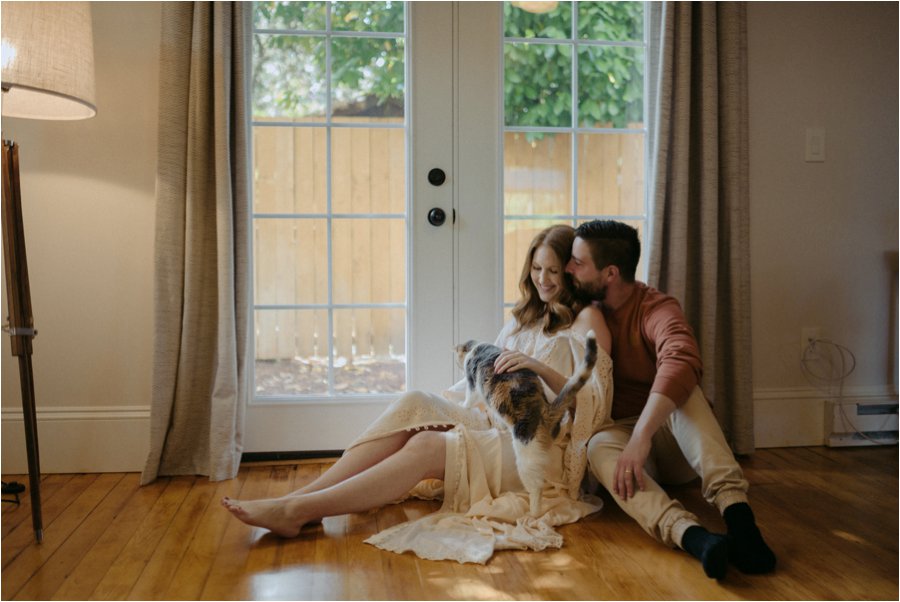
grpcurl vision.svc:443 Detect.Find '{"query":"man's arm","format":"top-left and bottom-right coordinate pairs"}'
top-left (614, 295), bottom-right (701, 499)
top-left (645, 297), bottom-right (702, 407)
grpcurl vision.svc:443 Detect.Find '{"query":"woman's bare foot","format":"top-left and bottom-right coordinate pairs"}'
top-left (221, 496), bottom-right (307, 538)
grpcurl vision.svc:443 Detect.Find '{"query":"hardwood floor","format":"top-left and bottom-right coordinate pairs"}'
top-left (2, 445), bottom-right (897, 600)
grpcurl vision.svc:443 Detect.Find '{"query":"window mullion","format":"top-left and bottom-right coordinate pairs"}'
top-left (571, 2), bottom-right (579, 220)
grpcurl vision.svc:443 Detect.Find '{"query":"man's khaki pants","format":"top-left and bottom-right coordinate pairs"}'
top-left (587, 386), bottom-right (749, 548)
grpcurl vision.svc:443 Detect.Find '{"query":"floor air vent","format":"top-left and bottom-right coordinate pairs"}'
top-left (826, 400), bottom-right (899, 447)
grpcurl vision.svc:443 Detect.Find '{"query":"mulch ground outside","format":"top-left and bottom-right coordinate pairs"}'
top-left (255, 357), bottom-right (406, 396)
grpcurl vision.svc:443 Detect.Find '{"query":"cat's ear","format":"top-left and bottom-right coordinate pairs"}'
top-left (458, 340), bottom-right (477, 353)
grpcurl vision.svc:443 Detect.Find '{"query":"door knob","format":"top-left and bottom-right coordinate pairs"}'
top-left (427, 168), bottom-right (446, 186)
top-left (427, 207), bottom-right (446, 226)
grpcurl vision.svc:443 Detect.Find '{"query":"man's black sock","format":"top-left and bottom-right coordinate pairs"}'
top-left (681, 525), bottom-right (728, 579)
top-left (723, 502), bottom-right (776, 574)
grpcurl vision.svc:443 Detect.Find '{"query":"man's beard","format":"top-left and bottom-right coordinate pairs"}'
top-left (573, 277), bottom-right (607, 303)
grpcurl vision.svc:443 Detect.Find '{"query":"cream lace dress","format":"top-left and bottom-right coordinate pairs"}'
top-left (347, 319), bottom-right (614, 564)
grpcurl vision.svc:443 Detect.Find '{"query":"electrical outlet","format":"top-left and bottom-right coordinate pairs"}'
top-left (801, 326), bottom-right (822, 352)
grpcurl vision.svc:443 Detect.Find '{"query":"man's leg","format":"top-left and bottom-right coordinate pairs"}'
top-left (587, 423), bottom-right (728, 579)
top-left (667, 387), bottom-right (776, 574)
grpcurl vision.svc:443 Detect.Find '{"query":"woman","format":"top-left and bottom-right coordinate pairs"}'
top-left (223, 225), bottom-right (614, 564)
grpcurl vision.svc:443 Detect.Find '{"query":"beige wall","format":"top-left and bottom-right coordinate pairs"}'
top-left (748, 2), bottom-right (898, 445)
top-left (748, 2), bottom-right (898, 388)
top-left (2, 2), bottom-right (897, 470)
top-left (1, 3), bottom-right (160, 471)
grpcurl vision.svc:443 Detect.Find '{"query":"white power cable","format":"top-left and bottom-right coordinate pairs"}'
top-left (800, 337), bottom-right (896, 445)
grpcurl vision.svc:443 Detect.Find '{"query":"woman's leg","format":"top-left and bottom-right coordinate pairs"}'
top-left (291, 430), bottom-right (416, 496)
top-left (294, 390), bottom-right (453, 495)
top-left (292, 424), bottom-right (453, 496)
top-left (222, 430), bottom-right (448, 537)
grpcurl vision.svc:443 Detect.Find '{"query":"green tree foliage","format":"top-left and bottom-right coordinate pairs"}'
top-left (253, 1), bottom-right (404, 118)
top-left (504, 1), bottom-right (644, 129)
top-left (252, 1), bottom-right (643, 127)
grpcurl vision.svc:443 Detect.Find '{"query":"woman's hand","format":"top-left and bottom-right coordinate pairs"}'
top-left (493, 349), bottom-right (541, 374)
top-left (494, 349), bottom-right (569, 395)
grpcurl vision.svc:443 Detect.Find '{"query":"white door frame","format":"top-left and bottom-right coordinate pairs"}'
top-left (244, 2), bottom-right (502, 453)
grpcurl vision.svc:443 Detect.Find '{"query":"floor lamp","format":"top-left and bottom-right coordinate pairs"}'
top-left (1, 2), bottom-right (97, 543)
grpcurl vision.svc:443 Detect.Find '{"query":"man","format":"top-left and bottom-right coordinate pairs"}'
top-left (566, 220), bottom-right (775, 580)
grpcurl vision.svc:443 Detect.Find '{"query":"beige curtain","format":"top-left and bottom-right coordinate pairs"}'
top-left (142, 2), bottom-right (251, 485)
top-left (647, 2), bottom-right (754, 454)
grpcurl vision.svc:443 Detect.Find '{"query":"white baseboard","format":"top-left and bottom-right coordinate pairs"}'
top-left (1, 405), bottom-right (150, 474)
top-left (753, 385), bottom-right (899, 448)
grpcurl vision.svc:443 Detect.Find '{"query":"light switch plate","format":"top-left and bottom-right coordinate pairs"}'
top-left (805, 127), bottom-right (826, 162)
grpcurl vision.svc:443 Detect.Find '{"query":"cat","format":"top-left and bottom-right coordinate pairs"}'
top-left (455, 330), bottom-right (598, 516)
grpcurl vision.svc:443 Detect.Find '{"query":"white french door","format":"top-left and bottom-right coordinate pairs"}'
top-left (245, 2), bottom-right (502, 453)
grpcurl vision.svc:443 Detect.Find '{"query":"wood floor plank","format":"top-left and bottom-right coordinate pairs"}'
top-left (12, 473), bottom-right (137, 601)
top-left (2, 473), bottom-right (122, 599)
top-left (2, 473), bottom-right (95, 568)
top-left (125, 476), bottom-right (224, 601)
top-left (748, 451), bottom-right (898, 600)
top-left (373, 503), bottom-right (428, 601)
top-left (241, 465), bottom-right (299, 584)
top-left (49, 475), bottom-right (167, 601)
top-left (343, 510), bottom-right (394, 601)
top-left (199, 466), bottom-right (271, 601)
top-left (160, 475), bottom-right (246, 600)
top-left (772, 447), bottom-right (897, 524)
top-left (2, 446), bottom-right (897, 601)
top-left (88, 476), bottom-right (195, 601)
top-left (747, 485), bottom-right (886, 600)
top-left (263, 464), bottom-right (326, 601)
top-left (2, 474), bottom-right (75, 539)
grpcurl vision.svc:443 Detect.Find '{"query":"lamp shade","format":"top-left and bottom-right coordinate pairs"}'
top-left (510, 1), bottom-right (560, 14)
top-left (1, 1), bottom-right (96, 120)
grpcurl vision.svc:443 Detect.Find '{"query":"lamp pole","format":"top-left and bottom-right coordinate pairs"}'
top-left (1, 139), bottom-right (42, 542)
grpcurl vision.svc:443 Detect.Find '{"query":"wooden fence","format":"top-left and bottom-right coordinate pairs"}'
top-left (253, 120), bottom-right (643, 361)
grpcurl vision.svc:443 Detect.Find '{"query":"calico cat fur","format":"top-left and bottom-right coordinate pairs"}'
top-left (455, 331), bottom-right (598, 516)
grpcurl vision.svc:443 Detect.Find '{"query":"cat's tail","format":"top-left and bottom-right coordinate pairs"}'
top-left (547, 330), bottom-right (598, 433)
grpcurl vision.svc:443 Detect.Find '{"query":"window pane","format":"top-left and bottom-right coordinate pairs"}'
top-left (578, 2), bottom-right (643, 41)
top-left (255, 309), bottom-right (329, 396)
top-left (332, 127), bottom-right (405, 214)
top-left (253, 126), bottom-right (327, 214)
top-left (255, 219), bottom-right (328, 305)
top-left (504, 1), bottom-right (572, 39)
top-left (577, 45), bottom-right (644, 129)
top-left (332, 1), bottom-right (404, 33)
top-left (253, 34), bottom-right (326, 120)
top-left (254, 1), bottom-right (327, 31)
top-left (504, 132), bottom-right (571, 216)
top-left (331, 37), bottom-right (405, 121)
top-left (333, 307), bottom-right (406, 394)
top-left (505, 42), bottom-right (572, 127)
top-left (577, 133), bottom-right (644, 216)
top-left (504, 218), bottom-right (566, 305)
top-left (332, 218), bottom-right (405, 304)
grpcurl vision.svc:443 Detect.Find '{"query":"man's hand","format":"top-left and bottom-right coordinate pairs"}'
top-left (614, 434), bottom-right (651, 500)
top-left (614, 392), bottom-right (678, 500)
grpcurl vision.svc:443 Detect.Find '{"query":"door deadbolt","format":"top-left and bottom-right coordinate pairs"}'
top-left (427, 168), bottom-right (446, 186)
